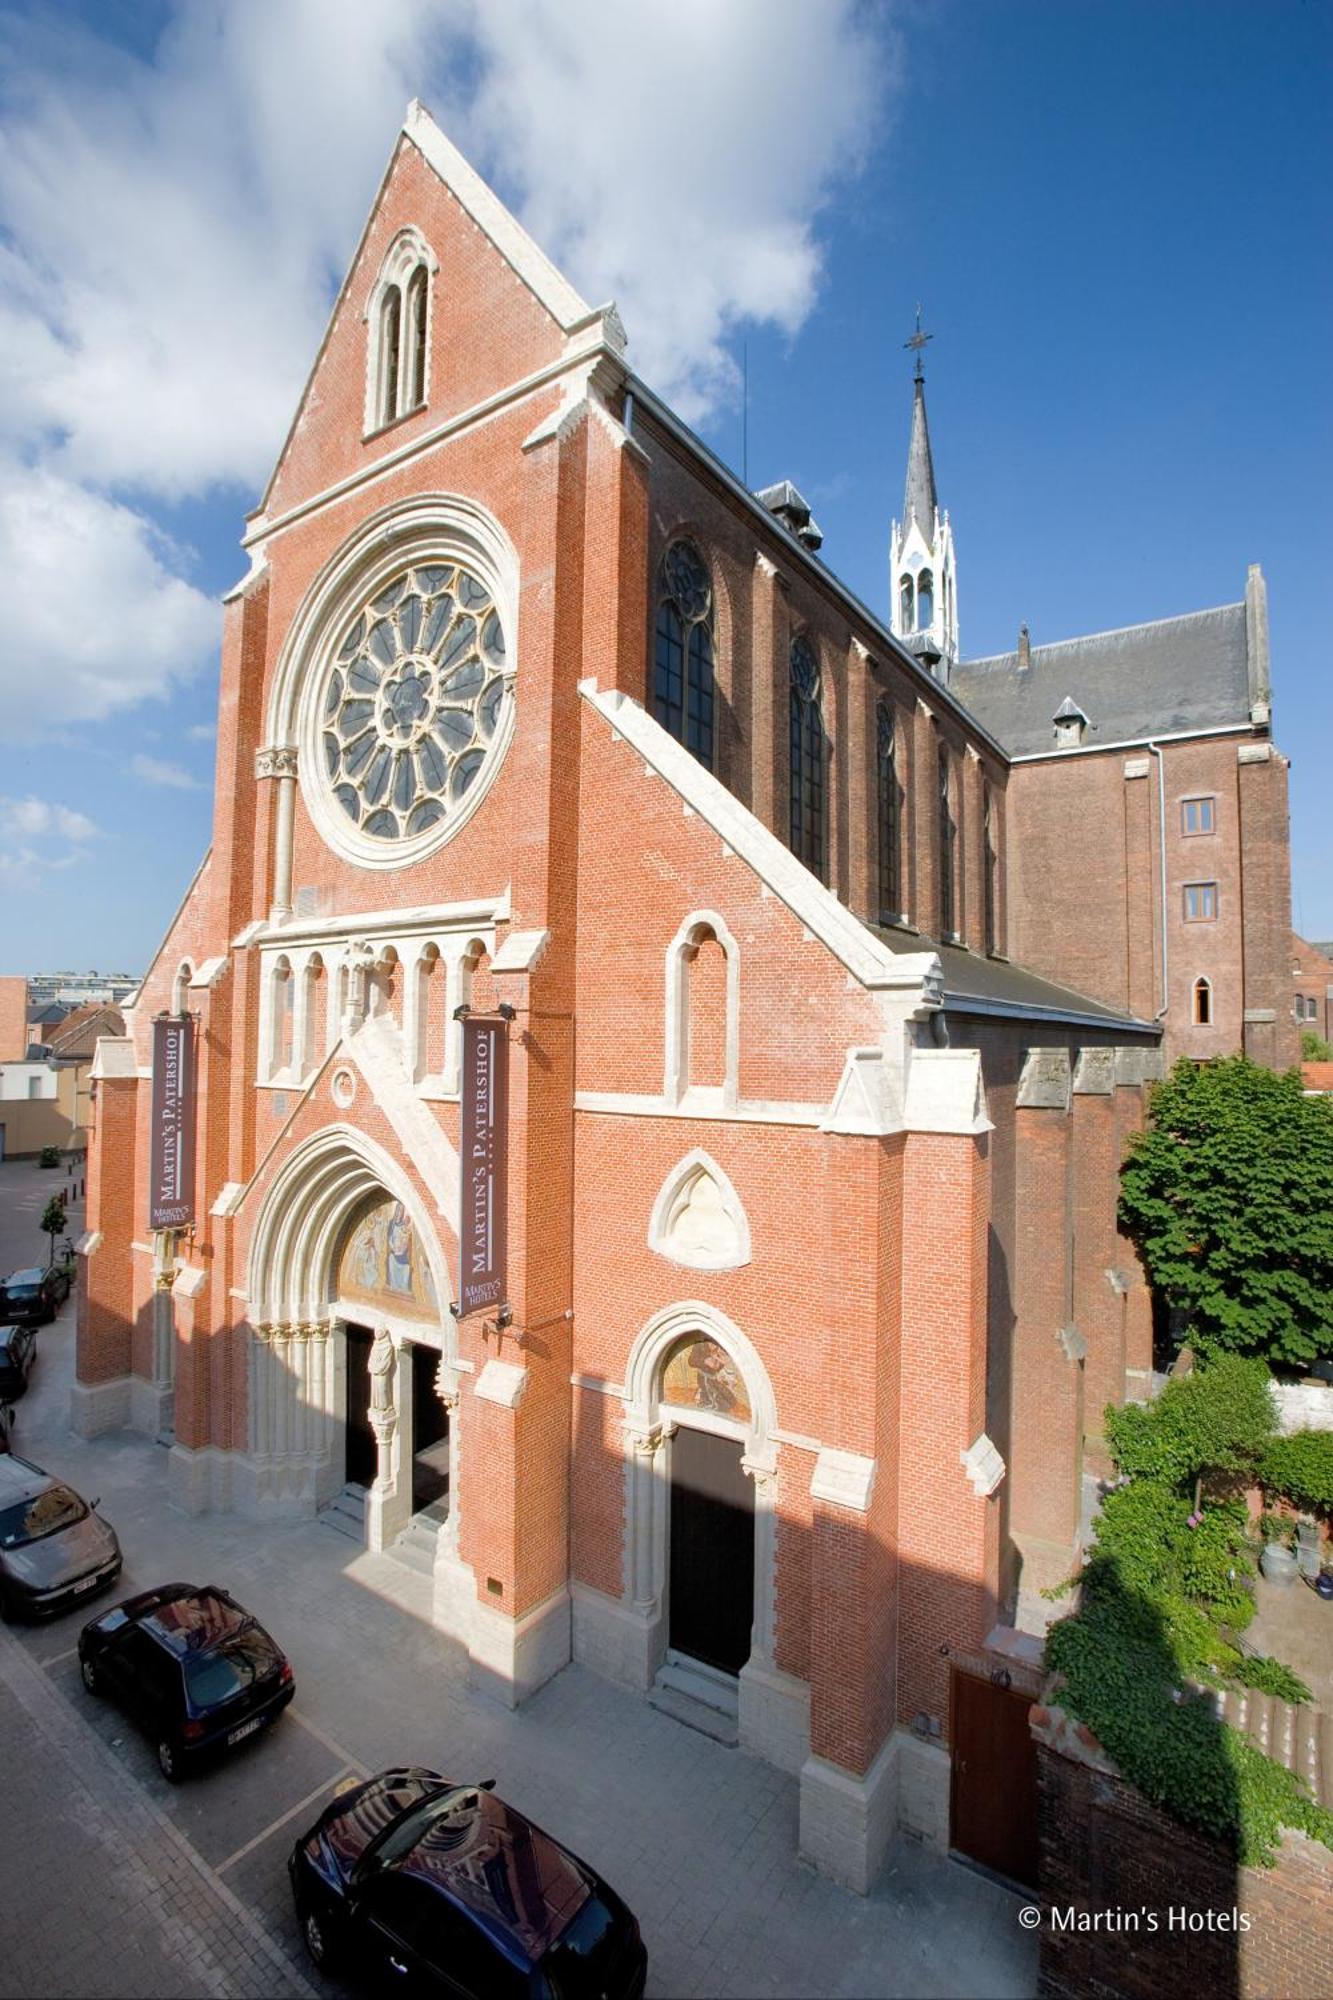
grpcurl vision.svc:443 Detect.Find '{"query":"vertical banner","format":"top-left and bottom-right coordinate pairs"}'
top-left (149, 1016), bottom-right (196, 1230)
top-left (459, 1015), bottom-right (509, 1314)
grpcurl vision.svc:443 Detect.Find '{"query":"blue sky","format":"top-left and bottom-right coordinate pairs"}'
top-left (1, 0), bottom-right (1329, 974)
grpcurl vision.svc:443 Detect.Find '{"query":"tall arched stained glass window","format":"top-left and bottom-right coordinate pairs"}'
top-left (976, 780), bottom-right (984, 952)
top-left (877, 701), bottom-right (902, 921)
top-left (789, 635), bottom-right (824, 878)
top-left (653, 540), bottom-right (715, 770)
top-left (938, 746), bottom-right (956, 937)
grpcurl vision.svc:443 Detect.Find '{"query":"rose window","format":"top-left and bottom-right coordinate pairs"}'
top-left (319, 563), bottom-right (508, 842)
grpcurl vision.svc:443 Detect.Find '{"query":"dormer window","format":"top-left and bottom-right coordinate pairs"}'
top-left (367, 228), bottom-right (436, 434)
top-left (1052, 695), bottom-right (1089, 749)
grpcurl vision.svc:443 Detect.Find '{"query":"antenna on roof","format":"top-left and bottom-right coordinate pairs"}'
top-left (904, 304), bottom-right (933, 383)
top-left (742, 340), bottom-right (749, 486)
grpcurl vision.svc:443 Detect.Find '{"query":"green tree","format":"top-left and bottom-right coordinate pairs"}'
top-left (1301, 1028), bottom-right (1332, 1062)
top-left (39, 1194), bottom-right (67, 1269)
top-left (1119, 1055), bottom-right (1333, 1369)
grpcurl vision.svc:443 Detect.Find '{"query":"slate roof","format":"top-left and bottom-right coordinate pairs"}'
top-left (902, 376), bottom-right (939, 533)
top-left (950, 601), bottom-right (1253, 758)
top-left (862, 920), bottom-right (1156, 1033)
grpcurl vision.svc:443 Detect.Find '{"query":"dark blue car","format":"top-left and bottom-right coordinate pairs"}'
top-left (289, 1767), bottom-right (647, 1997)
top-left (79, 1581), bottom-right (294, 1780)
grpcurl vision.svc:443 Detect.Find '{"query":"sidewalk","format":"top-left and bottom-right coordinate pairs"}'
top-left (0, 1635), bottom-right (314, 1999)
top-left (0, 1158), bottom-right (1037, 2000)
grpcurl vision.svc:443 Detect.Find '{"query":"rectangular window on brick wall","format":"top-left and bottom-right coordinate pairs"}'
top-left (1181, 796), bottom-right (1216, 835)
top-left (1183, 882), bottom-right (1218, 922)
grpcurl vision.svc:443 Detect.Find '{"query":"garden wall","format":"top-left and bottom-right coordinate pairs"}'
top-left (1034, 1706), bottom-right (1333, 2000)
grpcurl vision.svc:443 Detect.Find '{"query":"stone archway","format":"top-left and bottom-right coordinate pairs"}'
top-left (613, 1303), bottom-right (784, 1746)
top-left (239, 1125), bottom-right (456, 1533)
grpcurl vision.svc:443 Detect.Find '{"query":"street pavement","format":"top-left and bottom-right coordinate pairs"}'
top-left (0, 1156), bottom-right (1037, 1999)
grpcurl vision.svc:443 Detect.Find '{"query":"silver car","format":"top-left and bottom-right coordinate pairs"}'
top-left (0, 1454), bottom-right (122, 1621)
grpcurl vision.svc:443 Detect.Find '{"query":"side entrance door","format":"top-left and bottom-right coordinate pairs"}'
top-left (411, 1343), bottom-right (450, 1515)
top-left (344, 1323), bottom-right (377, 1488)
top-left (668, 1426), bottom-right (754, 1676)
top-left (949, 1666), bottom-right (1039, 1889)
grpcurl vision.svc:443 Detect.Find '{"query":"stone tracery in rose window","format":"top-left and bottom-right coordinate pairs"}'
top-left (319, 563), bottom-right (508, 843)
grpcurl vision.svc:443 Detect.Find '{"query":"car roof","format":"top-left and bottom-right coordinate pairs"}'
top-left (138, 1586), bottom-right (257, 1657)
top-left (395, 1788), bottom-right (593, 1963)
top-left (0, 1454), bottom-right (55, 1502)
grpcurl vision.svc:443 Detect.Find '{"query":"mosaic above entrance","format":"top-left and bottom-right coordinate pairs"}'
top-left (335, 1194), bottom-right (439, 1322)
top-left (661, 1336), bottom-right (751, 1424)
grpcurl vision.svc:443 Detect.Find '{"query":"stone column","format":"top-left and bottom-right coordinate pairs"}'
top-left (255, 746), bottom-right (298, 924)
top-left (751, 553), bottom-right (787, 839)
top-left (365, 1325), bottom-right (404, 1552)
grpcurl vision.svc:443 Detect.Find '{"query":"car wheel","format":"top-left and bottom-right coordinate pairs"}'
top-left (80, 1653), bottom-right (100, 1695)
top-left (157, 1738), bottom-right (181, 1783)
top-left (0, 1588), bottom-right (15, 1626)
top-left (301, 1905), bottom-right (330, 1969)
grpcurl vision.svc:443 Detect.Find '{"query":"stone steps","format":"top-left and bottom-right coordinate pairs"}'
top-left (320, 1483), bottom-right (367, 1544)
top-left (389, 1506), bottom-right (449, 1578)
top-left (648, 1651), bottom-right (739, 1746)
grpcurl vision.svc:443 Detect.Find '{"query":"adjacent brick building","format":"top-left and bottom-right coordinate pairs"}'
top-left (74, 104), bottom-right (1291, 1891)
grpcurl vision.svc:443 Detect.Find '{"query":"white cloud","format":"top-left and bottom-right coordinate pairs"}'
top-left (0, 453), bottom-right (218, 732)
top-left (186, 723), bottom-right (217, 742)
top-left (444, 1), bottom-right (891, 419)
top-left (0, 1), bottom-right (894, 732)
top-left (0, 792), bottom-right (100, 881)
top-left (130, 753), bottom-right (203, 790)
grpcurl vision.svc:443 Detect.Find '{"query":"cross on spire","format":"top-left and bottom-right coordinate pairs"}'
top-left (904, 304), bottom-right (933, 383)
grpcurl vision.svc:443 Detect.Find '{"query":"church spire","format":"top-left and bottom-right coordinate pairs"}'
top-left (890, 308), bottom-right (958, 678)
top-left (902, 372), bottom-right (939, 535)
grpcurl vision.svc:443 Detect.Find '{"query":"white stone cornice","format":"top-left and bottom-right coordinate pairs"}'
top-left (237, 893), bottom-right (509, 952)
top-left (255, 746), bottom-right (298, 781)
top-left (810, 1448), bottom-right (876, 1513)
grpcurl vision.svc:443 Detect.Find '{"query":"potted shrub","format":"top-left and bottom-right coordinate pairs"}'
top-left (1259, 1511), bottom-right (1300, 1585)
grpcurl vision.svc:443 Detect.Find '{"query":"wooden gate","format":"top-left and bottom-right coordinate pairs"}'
top-left (949, 1665), bottom-right (1040, 1889)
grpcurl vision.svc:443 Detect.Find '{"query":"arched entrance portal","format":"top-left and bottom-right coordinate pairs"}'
top-left (617, 1304), bottom-right (779, 1740)
top-left (662, 1335), bottom-right (755, 1676)
top-left (242, 1126), bottom-right (457, 1552)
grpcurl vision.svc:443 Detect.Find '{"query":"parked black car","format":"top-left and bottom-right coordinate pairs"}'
top-left (0, 1324), bottom-right (36, 1398)
top-left (0, 1454), bottom-right (122, 1620)
top-left (0, 1266), bottom-right (69, 1326)
top-left (289, 1768), bottom-right (648, 1998)
top-left (79, 1582), bottom-right (295, 1781)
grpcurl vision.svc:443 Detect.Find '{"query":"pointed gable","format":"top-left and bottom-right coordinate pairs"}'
top-left (259, 104), bottom-right (595, 525)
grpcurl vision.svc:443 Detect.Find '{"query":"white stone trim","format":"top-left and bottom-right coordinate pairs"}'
top-left (491, 928), bottom-right (550, 974)
top-left (902, 1047), bottom-right (992, 1135)
top-left (90, 1036), bottom-right (137, 1080)
top-left (474, 1359), bottom-right (527, 1408)
top-left (664, 909), bottom-right (740, 1108)
top-left (821, 1047), bottom-right (904, 1136)
top-left (362, 223), bottom-right (438, 436)
top-left (799, 1731), bottom-right (899, 1895)
top-left (810, 1447), bottom-right (876, 1513)
top-left (646, 1147), bottom-right (752, 1272)
top-left (240, 894), bottom-right (508, 951)
top-left (189, 955), bottom-right (228, 990)
top-left (74, 1230), bottom-right (102, 1258)
top-left (574, 1090), bottom-right (826, 1127)
top-left (403, 101), bottom-right (592, 331)
top-left (210, 1183), bottom-right (245, 1218)
top-left (960, 1432), bottom-right (1006, 1497)
top-left (579, 681), bottom-right (943, 1004)
top-left (171, 1265), bottom-right (208, 1301)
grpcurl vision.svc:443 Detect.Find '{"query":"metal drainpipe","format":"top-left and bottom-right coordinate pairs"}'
top-left (1147, 741), bottom-right (1169, 1021)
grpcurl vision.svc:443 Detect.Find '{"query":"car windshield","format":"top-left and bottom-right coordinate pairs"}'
top-left (541, 1896), bottom-right (622, 1997)
top-left (184, 1631), bottom-right (280, 1707)
top-left (0, 1485), bottom-right (87, 1547)
top-left (5, 1285), bottom-right (39, 1300)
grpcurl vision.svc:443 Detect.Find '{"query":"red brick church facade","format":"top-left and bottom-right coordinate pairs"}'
top-left (75, 106), bottom-right (1293, 1890)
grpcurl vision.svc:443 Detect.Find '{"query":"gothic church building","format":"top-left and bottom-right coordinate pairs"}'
top-left (77, 105), bottom-right (1293, 1894)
